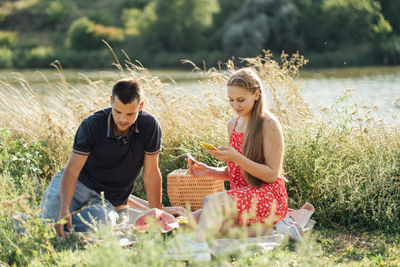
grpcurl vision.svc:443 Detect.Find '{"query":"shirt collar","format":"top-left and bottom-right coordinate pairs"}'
top-left (107, 111), bottom-right (139, 138)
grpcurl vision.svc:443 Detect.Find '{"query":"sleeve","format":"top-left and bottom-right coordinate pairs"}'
top-left (72, 119), bottom-right (95, 156)
top-left (144, 117), bottom-right (162, 154)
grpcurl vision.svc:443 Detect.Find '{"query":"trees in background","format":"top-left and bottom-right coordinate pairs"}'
top-left (0, 0), bottom-right (399, 67)
top-left (149, 0), bottom-right (219, 52)
top-left (294, 0), bottom-right (392, 51)
top-left (222, 0), bottom-right (298, 57)
top-left (380, 0), bottom-right (400, 34)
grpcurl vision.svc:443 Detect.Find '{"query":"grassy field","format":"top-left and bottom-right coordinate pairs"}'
top-left (0, 51), bottom-right (399, 266)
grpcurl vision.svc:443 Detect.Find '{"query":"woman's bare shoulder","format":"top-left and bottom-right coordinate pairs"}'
top-left (227, 116), bottom-right (237, 135)
top-left (227, 116), bottom-right (237, 127)
top-left (262, 114), bottom-right (282, 133)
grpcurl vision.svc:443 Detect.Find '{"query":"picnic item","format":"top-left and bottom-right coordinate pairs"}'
top-left (166, 234), bottom-right (211, 262)
top-left (133, 208), bottom-right (179, 233)
top-left (211, 203), bottom-right (316, 256)
top-left (167, 168), bottom-right (225, 211)
top-left (175, 216), bottom-right (189, 225)
top-left (199, 142), bottom-right (218, 150)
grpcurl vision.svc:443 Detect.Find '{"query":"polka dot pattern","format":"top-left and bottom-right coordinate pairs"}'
top-left (227, 119), bottom-right (288, 225)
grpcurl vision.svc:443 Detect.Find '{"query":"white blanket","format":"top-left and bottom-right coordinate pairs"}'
top-left (210, 202), bottom-right (315, 256)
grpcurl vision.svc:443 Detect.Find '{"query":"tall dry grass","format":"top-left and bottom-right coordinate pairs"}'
top-left (0, 49), bottom-right (399, 230)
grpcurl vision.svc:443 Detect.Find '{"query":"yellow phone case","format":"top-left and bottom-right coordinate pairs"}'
top-left (200, 142), bottom-right (217, 150)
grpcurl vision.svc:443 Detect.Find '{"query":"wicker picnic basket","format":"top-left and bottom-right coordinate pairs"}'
top-left (167, 169), bottom-right (225, 211)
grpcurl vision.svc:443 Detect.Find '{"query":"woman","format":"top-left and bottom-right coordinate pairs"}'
top-left (169, 68), bottom-right (288, 261)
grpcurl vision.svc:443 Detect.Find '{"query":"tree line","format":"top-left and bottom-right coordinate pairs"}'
top-left (0, 0), bottom-right (399, 68)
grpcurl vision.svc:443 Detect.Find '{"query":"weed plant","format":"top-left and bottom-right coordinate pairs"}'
top-left (285, 95), bottom-right (400, 231)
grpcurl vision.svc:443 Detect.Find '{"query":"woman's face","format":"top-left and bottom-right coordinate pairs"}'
top-left (227, 85), bottom-right (259, 118)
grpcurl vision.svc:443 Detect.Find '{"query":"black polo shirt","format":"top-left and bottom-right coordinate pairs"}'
top-left (72, 108), bottom-right (162, 205)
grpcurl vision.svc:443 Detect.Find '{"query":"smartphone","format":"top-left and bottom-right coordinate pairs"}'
top-left (199, 142), bottom-right (218, 150)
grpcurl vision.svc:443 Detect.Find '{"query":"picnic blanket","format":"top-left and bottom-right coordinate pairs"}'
top-left (110, 202), bottom-right (315, 257)
top-left (210, 202), bottom-right (315, 256)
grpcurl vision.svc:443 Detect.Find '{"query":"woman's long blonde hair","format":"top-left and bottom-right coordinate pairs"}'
top-left (227, 68), bottom-right (281, 187)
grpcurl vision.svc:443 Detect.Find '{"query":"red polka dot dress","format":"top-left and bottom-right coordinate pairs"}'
top-left (226, 118), bottom-right (288, 225)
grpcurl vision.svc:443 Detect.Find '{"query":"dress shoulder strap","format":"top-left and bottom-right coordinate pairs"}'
top-left (233, 116), bottom-right (240, 132)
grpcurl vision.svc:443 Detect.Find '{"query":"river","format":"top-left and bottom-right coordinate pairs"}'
top-left (0, 66), bottom-right (399, 124)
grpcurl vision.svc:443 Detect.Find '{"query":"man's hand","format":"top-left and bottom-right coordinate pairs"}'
top-left (56, 209), bottom-right (72, 238)
top-left (57, 152), bottom-right (88, 238)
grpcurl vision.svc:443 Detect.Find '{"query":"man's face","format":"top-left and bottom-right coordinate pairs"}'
top-left (110, 95), bottom-right (143, 135)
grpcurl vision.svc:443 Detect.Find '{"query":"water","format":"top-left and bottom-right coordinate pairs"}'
top-left (299, 66), bottom-right (400, 124)
top-left (0, 66), bottom-right (399, 124)
top-left (174, 66), bottom-right (400, 124)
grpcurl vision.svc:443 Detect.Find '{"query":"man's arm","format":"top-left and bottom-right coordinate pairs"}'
top-left (56, 152), bottom-right (88, 238)
top-left (126, 195), bottom-right (150, 210)
top-left (142, 152), bottom-right (162, 209)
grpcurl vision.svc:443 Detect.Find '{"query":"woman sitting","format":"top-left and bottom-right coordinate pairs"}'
top-left (169, 68), bottom-right (288, 261)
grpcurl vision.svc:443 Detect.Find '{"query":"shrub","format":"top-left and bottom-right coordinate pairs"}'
top-left (150, 0), bottom-right (219, 52)
top-left (88, 10), bottom-right (115, 26)
top-left (0, 47), bottom-right (13, 68)
top-left (24, 46), bottom-right (55, 68)
top-left (66, 17), bottom-right (97, 50)
top-left (66, 17), bottom-right (124, 51)
top-left (122, 3), bottom-right (156, 36)
top-left (376, 35), bottom-right (400, 65)
top-left (122, 0), bottom-right (152, 9)
top-left (0, 129), bottom-right (56, 192)
top-left (46, 0), bottom-right (69, 24)
top-left (91, 24), bottom-right (124, 43)
top-left (0, 31), bottom-right (18, 48)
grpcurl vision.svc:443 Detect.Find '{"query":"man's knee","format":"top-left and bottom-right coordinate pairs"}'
top-left (38, 171), bottom-right (63, 221)
top-left (72, 202), bottom-right (118, 232)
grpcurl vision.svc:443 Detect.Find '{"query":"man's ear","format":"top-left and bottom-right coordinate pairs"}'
top-left (110, 96), bottom-right (113, 104)
top-left (139, 101), bottom-right (144, 111)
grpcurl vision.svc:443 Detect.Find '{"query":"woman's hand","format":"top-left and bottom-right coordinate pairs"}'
top-left (187, 152), bottom-right (212, 177)
top-left (208, 146), bottom-right (240, 162)
top-left (186, 152), bottom-right (229, 180)
top-left (188, 161), bottom-right (211, 177)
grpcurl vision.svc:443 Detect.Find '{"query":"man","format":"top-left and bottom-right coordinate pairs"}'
top-left (39, 79), bottom-right (163, 238)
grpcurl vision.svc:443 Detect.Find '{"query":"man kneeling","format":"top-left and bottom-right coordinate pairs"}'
top-left (39, 79), bottom-right (171, 237)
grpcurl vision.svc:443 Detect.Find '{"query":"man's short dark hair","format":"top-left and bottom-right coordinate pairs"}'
top-left (112, 79), bottom-right (143, 104)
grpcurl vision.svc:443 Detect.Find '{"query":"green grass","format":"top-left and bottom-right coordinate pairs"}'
top-left (1, 195), bottom-right (399, 267)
